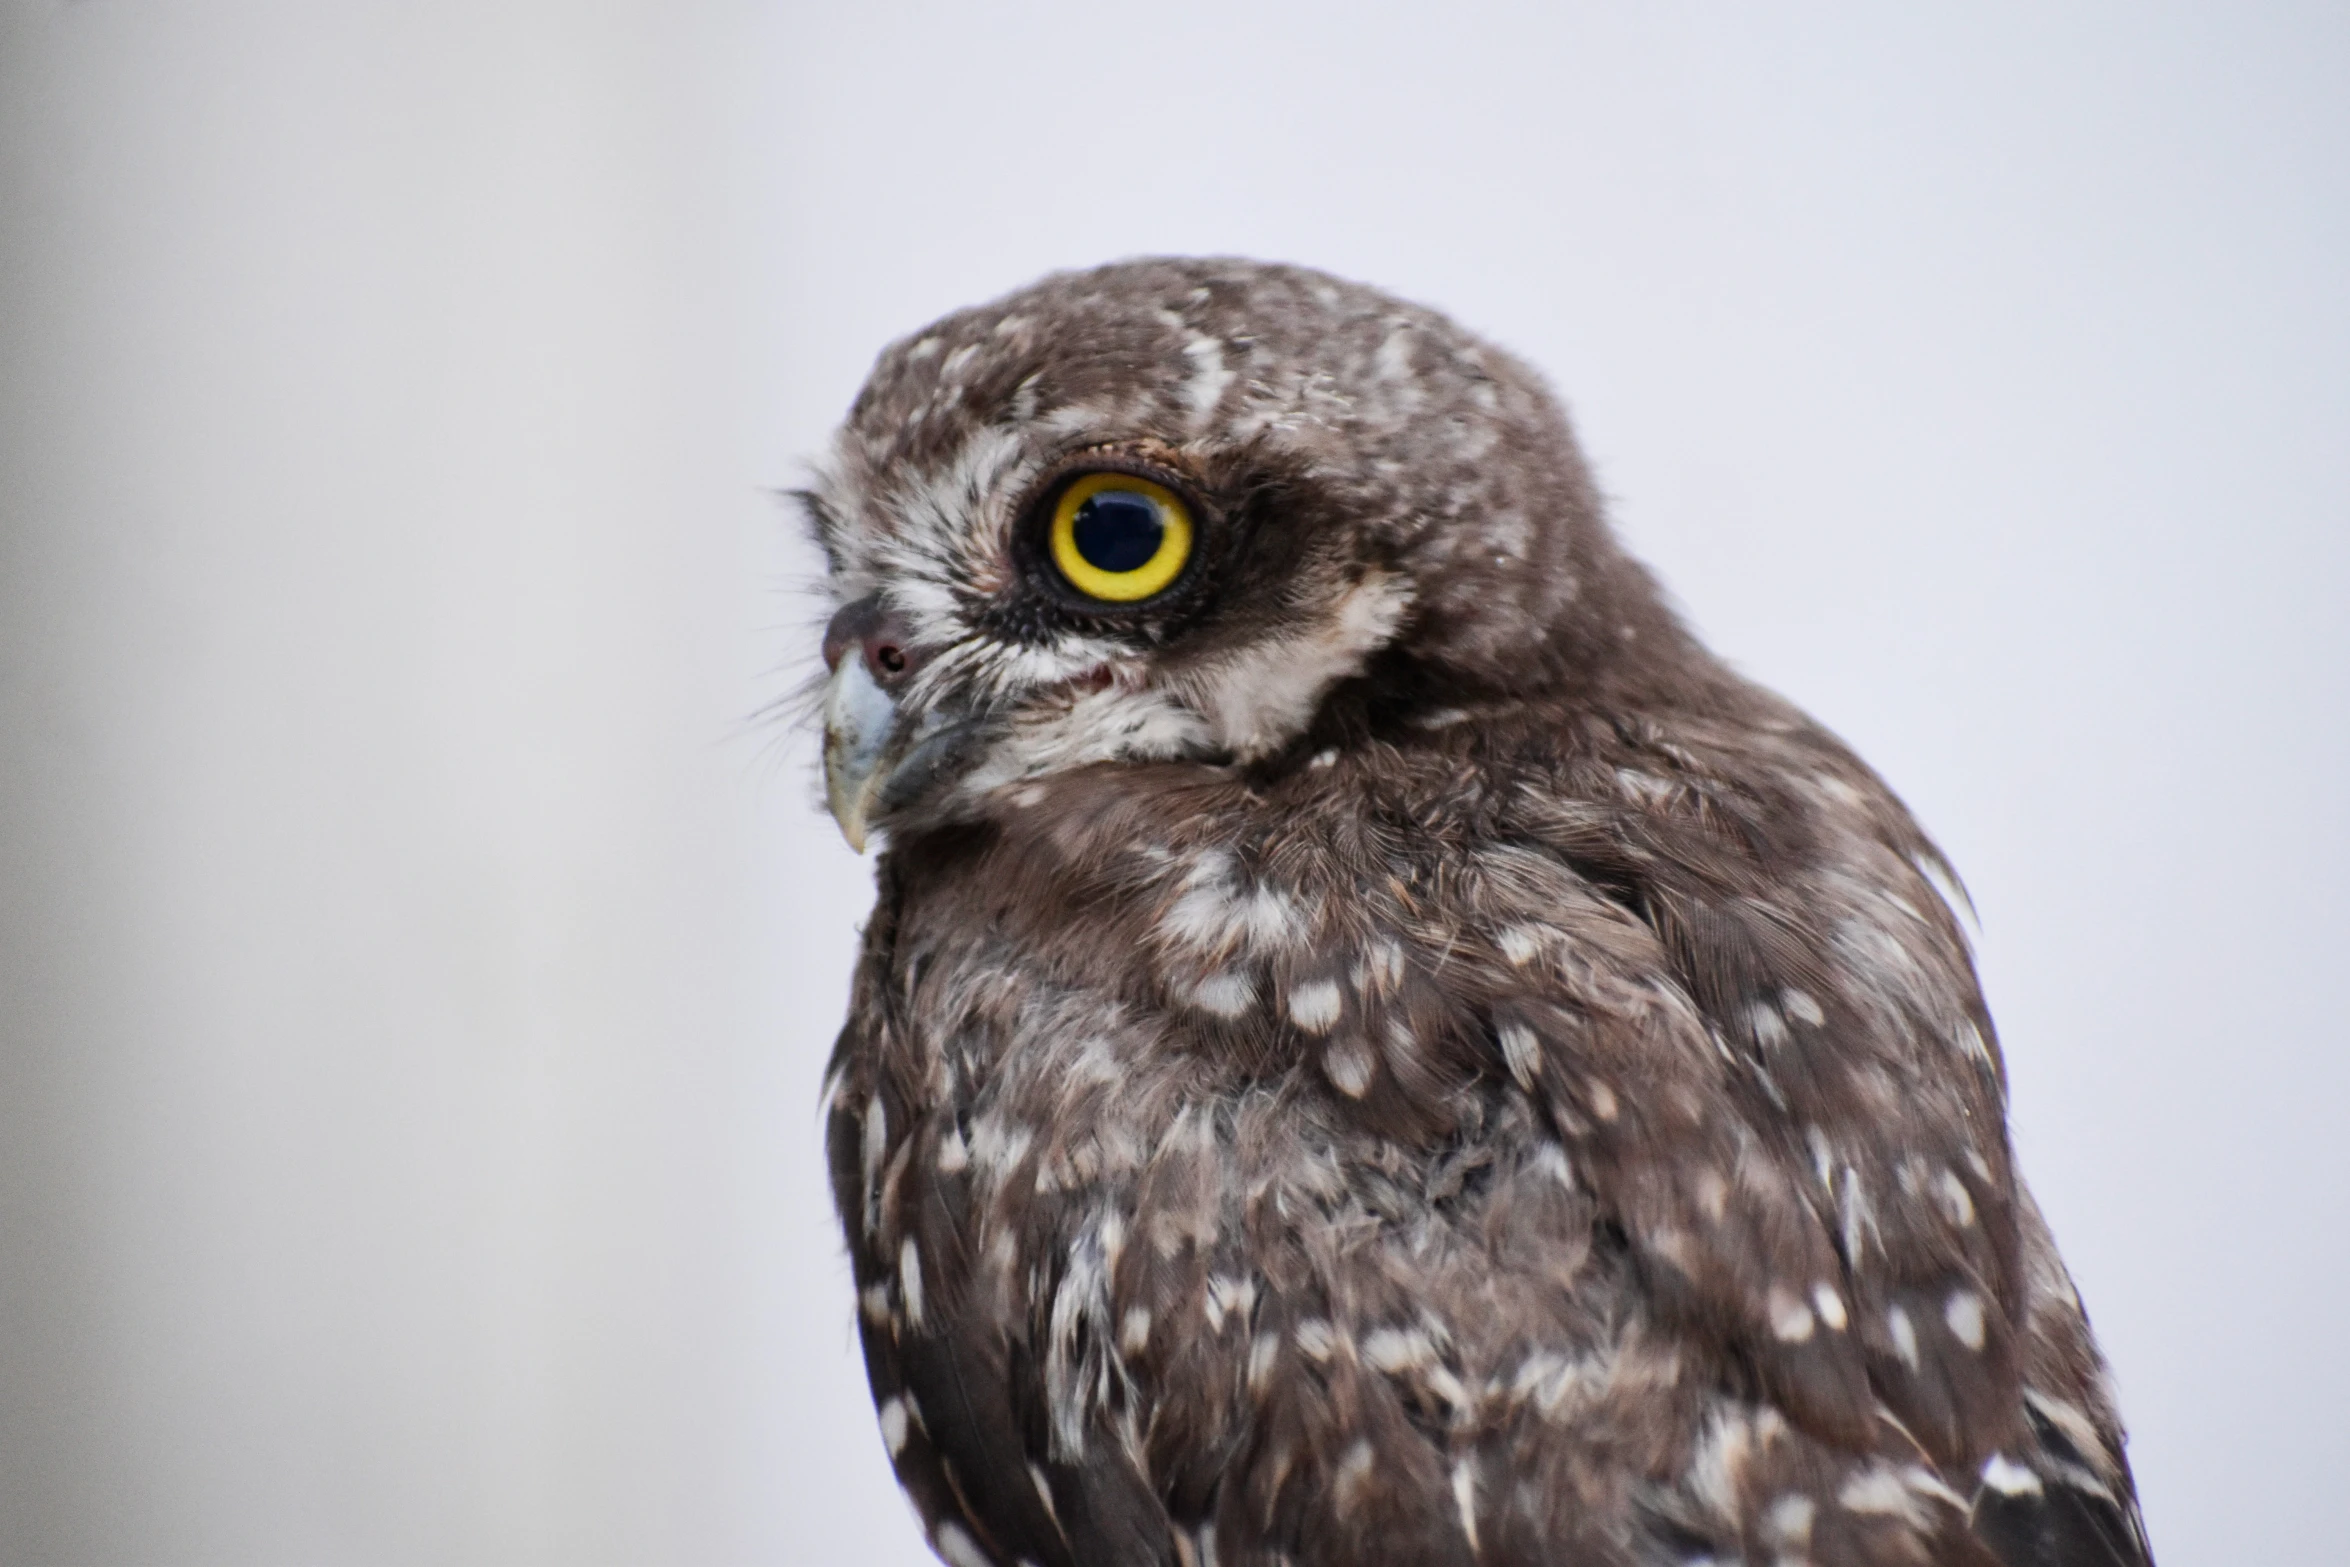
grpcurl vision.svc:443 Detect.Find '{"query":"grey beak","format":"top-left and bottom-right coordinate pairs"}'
top-left (822, 653), bottom-right (901, 852)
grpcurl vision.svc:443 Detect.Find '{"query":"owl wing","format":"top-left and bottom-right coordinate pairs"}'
top-left (1471, 712), bottom-right (2153, 1564)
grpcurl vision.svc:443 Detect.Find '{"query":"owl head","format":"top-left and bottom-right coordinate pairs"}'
top-left (806, 257), bottom-right (1696, 848)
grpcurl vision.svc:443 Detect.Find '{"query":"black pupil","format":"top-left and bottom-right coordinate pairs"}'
top-left (1071, 490), bottom-right (1165, 574)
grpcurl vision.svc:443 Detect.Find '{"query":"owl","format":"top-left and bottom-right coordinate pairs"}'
top-left (803, 258), bottom-right (2151, 1567)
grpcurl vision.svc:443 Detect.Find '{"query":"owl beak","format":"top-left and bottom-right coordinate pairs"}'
top-left (822, 654), bottom-right (900, 853)
top-left (821, 650), bottom-right (994, 851)
top-left (821, 595), bottom-right (995, 851)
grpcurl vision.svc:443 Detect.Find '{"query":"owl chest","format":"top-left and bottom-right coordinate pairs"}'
top-left (837, 918), bottom-right (1628, 1427)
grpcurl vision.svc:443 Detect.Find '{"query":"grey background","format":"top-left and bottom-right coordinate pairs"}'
top-left (3, 3), bottom-right (2343, 1564)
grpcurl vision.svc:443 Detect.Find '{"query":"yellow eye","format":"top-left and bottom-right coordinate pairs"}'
top-left (1048, 472), bottom-right (1193, 603)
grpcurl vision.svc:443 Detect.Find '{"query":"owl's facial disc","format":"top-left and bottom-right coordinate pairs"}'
top-left (807, 258), bottom-right (1654, 852)
top-left (814, 439), bottom-right (1424, 850)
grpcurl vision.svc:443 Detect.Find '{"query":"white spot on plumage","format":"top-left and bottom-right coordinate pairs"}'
top-left (1045, 1226), bottom-right (1117, 1460)
top-left (1427, 1365), bottom-right (1471, 1409)
top-left (1509, 1350), bottom-right (1567, 1408)
top-left (1495, 925), bottom-right (1545, 965)
top-left (1839, 1469), bottom-right (1908, 1516)
top-left (1384, 1015), bottom-right (1418, 1058)
top-left (1806, 1126), bottom-right (1835, 1192)
top-left (934, 1521), bottom-right (993, 1567)
top-left (1334, 1439), bottom-right (1377, 1514)
top-left (1612, 766), bottom-right (1675, 804)
top-left (878, 1394), bottom-right (911, 1456)
top-left (860, 1096), bottom-right (888, 1237)
top-left (2024, 1389), bottom-right (2113, 1480)
top-left (1248, 1331), bottom-right (1280, 1393)
top-left (1945, 1288), bottom-right (1987, 1350)
top-left (1810, 770), bottom-right (1864, 806)
top-left (1325, 1038), bottom-right (1376, 1097)
top-left (1185, 971), bottom-right (1256, 1018)
top-left (1936, 1168), bottom-right (1977, 1227)
top-left (1694, 1168), bottom-right (1730, 1222)
top-left (1181, 334), bottom-right (1235, 427)
top-left (859, 1283), bottom-right (893, 1328)
top-left (1121, 1306), bottom-right (1152, 1356)
top-left (1980, 1453), bottom-right (2045, 1496)
top-left (936, 1125), bottom-right (969, 1174)
top-left (1029, 1462), bottom-right (1061, 1527)
top-left (1587, 1080), bottom-right (1619, 1122)
top-left (1811, 1283), bottom-right (1849, 1332)
top-left (1375, 324), bottom-right (1417, 383)
top-left (1159, 882), bottom-right (1239, 951)
top-left (1767, 1285), bottom-right (1817, 1343)
top-left (1763, 1492), bottom-right (1816, 1546)
top-left (1839, 1166), bottom-right (1881, 1259)
top-left (1912, 850), bottom-right (1974, 925)
top-left (1363, 1326), bottom-right (1436, 1372)
top-left (1832, 1465), bottom-right (1926, 1522)
top-left (968, 1114), bottom-right (1034, 1178)
top-left (1288, 979), bottom-right (1343, 1033)
top-left (1685, 1406), bottom-right (1787, 1521)
top-left (1496, 1022), bottom-right (1540, 1089)
top-left (1887, 1304), bottom-right (1920, 1370)
top-left (1098, 1208), bottom-right (1127, 1272)
top-left (898, 1238), bottom-right (926, 1328)
top-left (1159, 854), bottom-right (1309, 958)
top-left (1451, 1457), bottom-right (1481, 1553)
top-left (1185, 846), bottom-right (1234, 884)
top-left (1836, 1466), bottom-right (1945, 1525)
top-left (1204, 1274), bottom-right (1256, 1332)
top-left (1353, 937), bottom-right (1406, 995)
top-left (1782, 988), bottom-right (1826, 1026)
top-left (1645, 1225), bottom-right (1693, 1271)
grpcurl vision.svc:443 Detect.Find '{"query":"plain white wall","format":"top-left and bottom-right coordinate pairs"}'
top-left (2, 4), bottom-right (2343, 1565)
